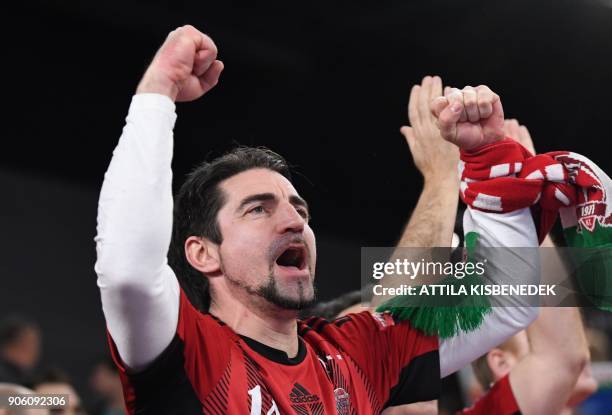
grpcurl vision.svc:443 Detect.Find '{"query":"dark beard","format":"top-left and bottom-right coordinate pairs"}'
top-left (255, 273), bottom-right (317, 310)
top-left (225, 270), bottom-right (316, 311)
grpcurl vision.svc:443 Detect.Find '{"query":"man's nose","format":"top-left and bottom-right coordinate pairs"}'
top-left (276, 202), bottom-right (305, 234)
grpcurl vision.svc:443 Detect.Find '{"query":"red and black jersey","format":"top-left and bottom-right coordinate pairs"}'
top-left (108, 289), bottom-right (439, 414)
top-left (458, 375), bottom-right (521, 415)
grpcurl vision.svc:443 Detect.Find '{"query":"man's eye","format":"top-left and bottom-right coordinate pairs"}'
top-left (248, 206), bottom-right (266, 214)
top-left (297, 208), bottom-right (310, 220)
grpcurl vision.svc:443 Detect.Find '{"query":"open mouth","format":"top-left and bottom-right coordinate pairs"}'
top-left (275, 245), bottom-right (307, 271)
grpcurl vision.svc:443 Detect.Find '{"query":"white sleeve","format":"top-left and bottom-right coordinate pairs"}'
top-left (439, 208), bottom-right (540, 377)
top-left (94, 93), bottom-right (180, 371)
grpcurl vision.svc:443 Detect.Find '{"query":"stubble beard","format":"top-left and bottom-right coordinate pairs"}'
top-left (224, 262), bottom-right (316, 311)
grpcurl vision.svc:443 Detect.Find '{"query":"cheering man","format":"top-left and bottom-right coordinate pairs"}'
top-left (95, 26), bottom-right (539, 414)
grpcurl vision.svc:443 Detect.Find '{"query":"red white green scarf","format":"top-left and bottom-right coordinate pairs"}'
top-left (378, 138), bottom-right (612, 337)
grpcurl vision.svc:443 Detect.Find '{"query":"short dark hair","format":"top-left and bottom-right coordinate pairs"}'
top-left (472, 337), bottom-right (523, 390)
top-left (471, 354), bottom-right (494, 390)
top-left (168, 146), bottom-right (292, 312)
top-left (0, 315), bottom-right (38, 350)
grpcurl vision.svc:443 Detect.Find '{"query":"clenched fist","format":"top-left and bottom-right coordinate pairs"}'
top-left (430, 85), bottom-right (505, 151)
top-left (136, 25), bottom-right (224, 102)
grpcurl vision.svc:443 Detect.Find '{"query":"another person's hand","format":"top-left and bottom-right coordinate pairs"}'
top-left (136, 25), bottom-right (224, 102)
top-left (430, 85), bottom-right (504, 151)
top-left (504, 119), bottom-right (536, 154)
top-left (401, 76), bottom-right (459, 184)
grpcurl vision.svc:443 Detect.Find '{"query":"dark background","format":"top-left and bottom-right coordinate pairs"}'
top-left (3, 0), bottom-right (612, 403)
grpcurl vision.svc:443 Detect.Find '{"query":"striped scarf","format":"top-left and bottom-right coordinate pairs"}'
top-left (378, 138), bottom-right (612, 337)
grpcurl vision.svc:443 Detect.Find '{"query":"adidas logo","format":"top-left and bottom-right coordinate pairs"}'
top-left (289, 383), bottom-right (321, 404)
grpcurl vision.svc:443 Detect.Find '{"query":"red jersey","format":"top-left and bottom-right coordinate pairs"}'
top-left (109, 289), bottom-right (439, 414)
top-left (458, 375), bottom-right (521, 415)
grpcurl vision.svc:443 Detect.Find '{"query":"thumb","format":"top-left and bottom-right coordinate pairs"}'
top-left (430, 96), bottom-right (449, 118)
top-left (193, 49), bottom-right (216, 76)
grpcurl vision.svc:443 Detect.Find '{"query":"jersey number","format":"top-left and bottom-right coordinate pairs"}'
top-left (248, 385), bottom-right (280, 415)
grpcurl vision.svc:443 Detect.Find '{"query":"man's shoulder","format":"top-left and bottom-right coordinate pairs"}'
top-left (176, 288), bottom-right (236, 338)
top-left (297, 311), bottom-right (407, 352)
top-left (299, 310), bottom-right (402, 334)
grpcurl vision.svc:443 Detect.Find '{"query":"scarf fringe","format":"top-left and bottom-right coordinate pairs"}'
top-left (375, 274), bottom-right (491, 339)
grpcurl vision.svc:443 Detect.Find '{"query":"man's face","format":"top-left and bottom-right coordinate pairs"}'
top-left (215, 168), bottom-right (316, 310)
top-left (21, 328), bottom-right (41, 368)
top-left (504, 332), bottom-right (529, 372)
top-left (4, 327), bottom-right (41, 369)
top-left (490, 330), bottom-right (529, 382)
top-left (90, 364), bottom-right (122, 398)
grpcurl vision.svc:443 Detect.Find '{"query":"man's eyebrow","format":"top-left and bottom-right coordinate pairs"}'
top-left (289, 195), bottom-right (309, 212)
top-left (237, 193), bottom-right (276, 212)
top-left (236, 193), bottom-right (309, 213)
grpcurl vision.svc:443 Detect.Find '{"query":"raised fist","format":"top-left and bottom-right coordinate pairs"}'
top-left (430, 85), bottom-right (505, 151)
top-left (136, 25), bottom-right (224, 102)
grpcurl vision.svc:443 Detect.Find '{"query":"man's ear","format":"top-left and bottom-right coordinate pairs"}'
top-left (487, 348), bottom-right (513, 382)
top-left (185, 236), bottom-right (221, 275)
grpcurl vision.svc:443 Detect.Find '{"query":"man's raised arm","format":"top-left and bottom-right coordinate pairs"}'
top-left (373, 81), bottom-right (539, 378)
top-left (375, 74), bottom-right (457, 415)
top-left (433, 86), bottom-right (540, 376)
top-left (370, 76), bottom-right (460, 310)
top-left (94, 25), bottom-right (223, 371)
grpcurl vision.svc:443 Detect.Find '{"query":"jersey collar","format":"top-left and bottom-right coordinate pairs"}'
top-left (240, 335), bottom-right (307, 366)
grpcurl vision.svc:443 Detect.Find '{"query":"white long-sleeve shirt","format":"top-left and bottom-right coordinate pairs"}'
top-left (95, 93), bottom-right (180, 371)
top-left (440, 208), bottom-right (539, 376)
top-left (95, 93), bottom-right (538, 375)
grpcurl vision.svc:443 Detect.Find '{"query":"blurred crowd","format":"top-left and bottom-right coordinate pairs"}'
top-left (0, 315), bottom-right (125, 415)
